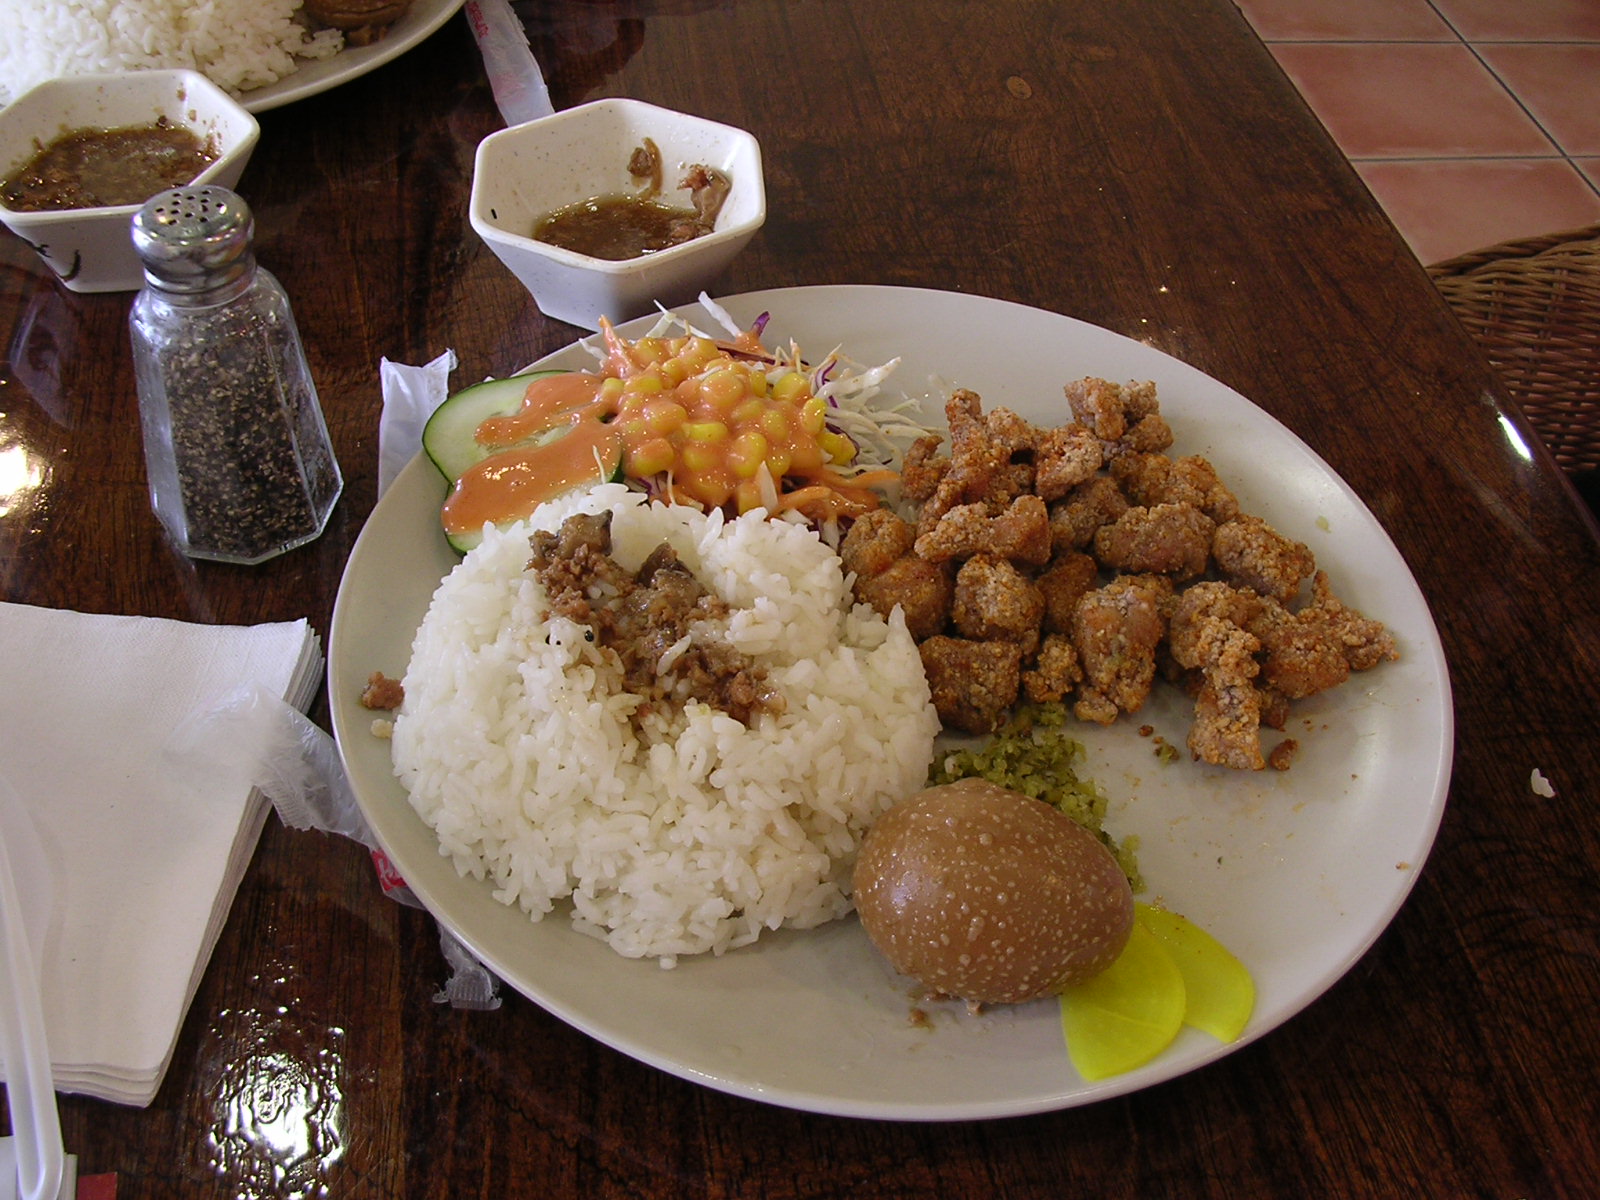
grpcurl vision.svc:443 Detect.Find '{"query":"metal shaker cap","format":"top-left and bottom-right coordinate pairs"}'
top-left (131, 186), bottom-right (255, 293)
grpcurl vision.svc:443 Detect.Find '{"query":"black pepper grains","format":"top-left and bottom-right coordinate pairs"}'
top-left (129, 187), bottom-right (341, 564)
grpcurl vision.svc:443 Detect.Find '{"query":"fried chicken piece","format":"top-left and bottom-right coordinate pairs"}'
top-left (1110, 452), bottom-right (1240, 523)
top-left (1092, 502), bottom-right (1216, 580)
top-left (1063, 377), bottom-right (1173, 460)
top-left (915, 494), bottom-right (1052, 564)
top-left (1034, 423), bottom-right (1103, 502)
top-left (1168, 582), bottom-right (1267, 769)
top-left (1302, 570), bottom-right (1399, 671)
top-left (856, 555), bottom-right (955, 641)
top-left (984, 405), bottom-right (1042, 458)
top-left (840, 507), bottom-right (915, 579)
top-left (946, 388), bottom-right (1010, 500)
top-left (980, 460), bottom-right (1037, 510)
top-left (1022, 633), bottom-right (1083, 704)
top-left (840, 508), bottom-right (956, 640)
top-left (901, 434), bottom-right (949, 504)
top-left (919, 636), bottom-right (1024, 734)
top-left (1188, 625), bottom-right (1267, 771)
top-left (1036, 551), bottom-right (1099, 634)
top-left (1071, 576), bottom-right (1170, 723)
top-left (1167, 581), bottom-right (1265, 669)
top-left (951, 554), bottom-right (1044, 650)
top-left (1251, 571), bottom-right (1398, 697)
top-left (1049, 476), bottom-right (1129, 552)
top-left (1251, 600), bottom-right (1351, 700)
top-left (1212, 514), bottom-right (1315, 603)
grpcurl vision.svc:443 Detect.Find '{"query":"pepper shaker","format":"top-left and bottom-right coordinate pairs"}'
top-left (129, 186), bottom-right (342, 564)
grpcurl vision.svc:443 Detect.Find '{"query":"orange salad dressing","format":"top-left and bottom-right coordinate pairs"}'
top-left (441, 322), bottom-right (897, 537)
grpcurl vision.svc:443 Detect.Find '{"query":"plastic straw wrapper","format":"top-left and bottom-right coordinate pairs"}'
top-left (465, 0), bottom-right (555, 126)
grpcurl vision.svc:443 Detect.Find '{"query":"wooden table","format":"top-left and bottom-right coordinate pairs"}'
top-left (4, 1), bottom-right (1598, 1195)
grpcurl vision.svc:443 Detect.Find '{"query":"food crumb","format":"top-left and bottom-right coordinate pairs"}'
top-left (370, 718), bottom-right (394, 739)
top-left (1267, 738), bottom-right (1299, 771)
top-left (908, 1007), bottom-right (933, 1029)
top-left (1530, 768), bottom-right (1556, 798)
top-left (360, 670), bottom-right (405, 710)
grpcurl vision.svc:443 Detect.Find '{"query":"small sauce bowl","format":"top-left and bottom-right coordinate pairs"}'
top-left (0, 70), bottom-right (260, 294)
top-left (469, 98), bottom-right (766, 330)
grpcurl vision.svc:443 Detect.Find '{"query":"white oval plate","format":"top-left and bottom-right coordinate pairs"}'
top-left (240, 0), bottom-right (465, 113)
top-left (329, 285), bottom-right (1453, 1120)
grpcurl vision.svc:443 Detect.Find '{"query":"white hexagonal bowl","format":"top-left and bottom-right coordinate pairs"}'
top-left (0, 69), bottom-right (260, 294)
top-left (469, 98), bottom-right (765, 330)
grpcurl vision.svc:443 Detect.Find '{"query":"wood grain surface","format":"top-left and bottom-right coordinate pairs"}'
top-left (2, 1), bottom-right (1597, 1196)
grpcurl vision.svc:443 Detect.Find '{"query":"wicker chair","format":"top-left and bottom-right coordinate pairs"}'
top-left (1427, 223), bottom-right (1600, 475)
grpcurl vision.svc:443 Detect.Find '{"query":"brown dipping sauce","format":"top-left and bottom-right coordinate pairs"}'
top-left (1, 118), bottom-right (217, 212)
top-left (534, 194), bottom-right (709, 260)
top-left (531, 138), bottom-right (731, 261)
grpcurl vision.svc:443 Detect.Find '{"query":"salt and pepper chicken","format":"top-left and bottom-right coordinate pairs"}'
top-left (841, 379), bottom-right (1398, 769)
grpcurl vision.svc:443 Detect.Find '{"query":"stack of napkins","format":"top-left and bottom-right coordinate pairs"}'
top-left (0, 601), bottom-right (322, 1107)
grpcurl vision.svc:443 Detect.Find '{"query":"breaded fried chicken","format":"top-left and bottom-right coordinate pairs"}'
top-left (1071, 576), bottom-right (1171, 723)
top-left (1092, 502), bottom-right (1216, 580)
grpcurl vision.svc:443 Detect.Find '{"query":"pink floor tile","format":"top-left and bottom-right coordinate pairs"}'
top-left (1355, 159), bottom-right (1600, 264)
top-left (1478, 44), bottom-right (1600, 156)
top-left (1271, 43), bottom-right (1557, 158)
top-left (1578, 159), bottom-right (1600, 192)
top-left (1235, 0), bottom-right (1452, 40)
top-left (1429, 0), bottom-right (1600, 41)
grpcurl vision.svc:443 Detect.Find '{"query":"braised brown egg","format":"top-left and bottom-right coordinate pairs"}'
top-left (853, 778), bottom-right (1134, 1005)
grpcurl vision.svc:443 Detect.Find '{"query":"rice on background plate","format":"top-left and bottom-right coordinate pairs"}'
top-left (0, 0), bottom-right (343, 107)
top-left (390, 483), bottom-right (940, 964)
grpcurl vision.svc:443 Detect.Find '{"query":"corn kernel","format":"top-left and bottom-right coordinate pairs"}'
top-left (728, 430), bottom-right (770, 478)
top-left (627, 437), bottom-right (676, 477)
top-left (800, 397), bottom-right (828, 434)
top-left (682, 337), bottom-right (719, 370)
top-left (684, 420), bottom-right (729, 442)
top-left (731, 398), bottom-right (767, 427)
top-left (642, 400), bottom-right (688, 435)
top-left (765, 447), bottom-right (793, 477)
top-left (635, 337), bottom-right (667, 365)
top-left (759, 408), bottom-right (791, 441)
top-left (688, 471), bottom-right (734, 509)
top-left (746, 368), bottom-right (769, 397)
top-left (681, 441), bottom-right (721, 473)
top-left (598, 376), bottom-right (626, 404)
top-left (624, 372), bottom-right (663, 396)
top-left (698, 367), bottom-right (747, 412)
top-left (659, 355), bottom-right (690, 387)
top-left (771, 371), bottom-right (808, 403)
top-left (818, 430), bottom-right (855, 464)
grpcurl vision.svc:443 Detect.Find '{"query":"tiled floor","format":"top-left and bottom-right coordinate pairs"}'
top-left (1235, 0), bottom-right (1600, 265)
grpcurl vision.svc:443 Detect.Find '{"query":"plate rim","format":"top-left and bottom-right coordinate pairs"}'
top-left (239, 0), bottom-right (466, 114)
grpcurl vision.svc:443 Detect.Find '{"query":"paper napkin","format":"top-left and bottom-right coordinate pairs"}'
top-left (0, 602), bottom-right (321, 1107)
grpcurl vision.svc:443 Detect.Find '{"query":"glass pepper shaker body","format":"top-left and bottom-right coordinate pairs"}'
top-left (129, 186), bottom-right (342, 564)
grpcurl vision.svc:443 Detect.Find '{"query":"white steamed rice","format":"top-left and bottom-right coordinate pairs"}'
top-left (0, 1), bottom-right (344, 107)
top-left (391, 484), bottom-right (940, 964)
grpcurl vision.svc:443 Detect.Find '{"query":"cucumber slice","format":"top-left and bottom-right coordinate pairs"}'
top-left (422, 369), bottom-right (566, 483)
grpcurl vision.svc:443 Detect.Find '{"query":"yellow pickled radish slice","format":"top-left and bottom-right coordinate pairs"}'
top-left (1059, 919), bottom-right (1186, 1081)
top-left (1135, 903), bottom-right (1256, 1043)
